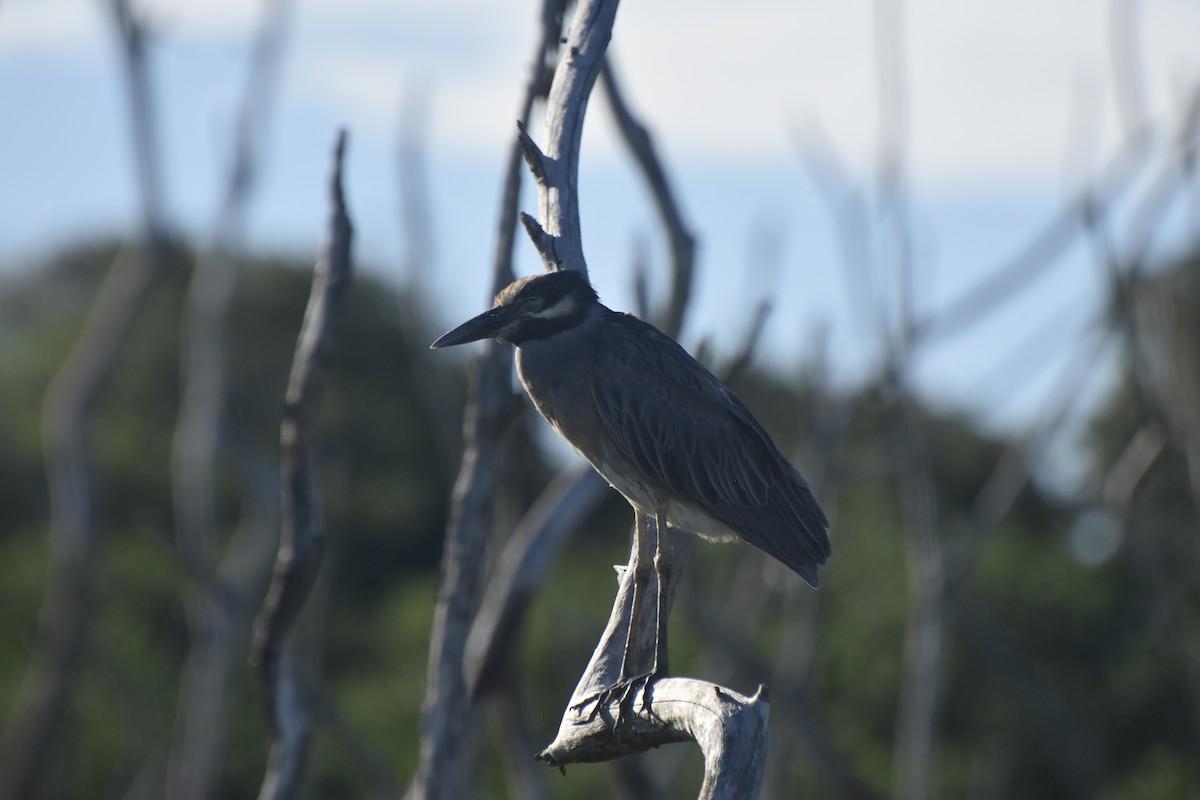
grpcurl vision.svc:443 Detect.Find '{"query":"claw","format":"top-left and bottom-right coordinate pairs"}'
top-left (573, 670), bottom-right (666, 728)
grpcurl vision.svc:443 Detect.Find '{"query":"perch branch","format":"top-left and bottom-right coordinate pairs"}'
top-left (515, 1), bottom-right (773, 792)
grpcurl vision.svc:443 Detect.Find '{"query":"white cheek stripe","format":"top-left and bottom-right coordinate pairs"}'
top-left (538, 296), bottom-right (577, 319)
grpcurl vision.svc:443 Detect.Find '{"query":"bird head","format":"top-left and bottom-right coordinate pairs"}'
top-left (430, 269), bottom-right (599, 348)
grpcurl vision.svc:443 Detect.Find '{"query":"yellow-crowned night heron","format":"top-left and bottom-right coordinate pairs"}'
top-left (432, 269), bottom-right (830, 702)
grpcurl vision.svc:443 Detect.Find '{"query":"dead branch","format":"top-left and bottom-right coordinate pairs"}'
top-left (405, 3), bottom-right (567, 798)
top-left (519, 0), bottom-right (618, 273)
top-left (465, 40), bottom-right (702, 707)
top-left (516, 2), bottom-right (773, 791)
top-left (251, 129), bottom-right (353, 800)
top-left (537, 520), bottom-right (771, 800)
top-left (168, 2), bottom-right (291, 797)
top-left (463, 465), bottom-right (608, 697)
top-left (395, 85), bottom-right (459, 479)
top-left (0, 2), bottom-right (167, 795)
top-left (600, 59), bottom-right (696, 338)
top-left (687, 589), bottom-right (882, 800)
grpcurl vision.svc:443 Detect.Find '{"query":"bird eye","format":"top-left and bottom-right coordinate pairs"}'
top-left (520, 297), bottom-right (545, 314)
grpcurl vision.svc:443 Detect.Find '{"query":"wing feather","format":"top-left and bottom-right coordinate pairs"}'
top-left (591, 313), bottom-right (831, 577)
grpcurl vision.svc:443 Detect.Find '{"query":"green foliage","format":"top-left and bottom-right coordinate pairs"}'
top-left (0, 242), bottom-right (453, 796)
top-left (1, 241), bottom-right (1197, 798)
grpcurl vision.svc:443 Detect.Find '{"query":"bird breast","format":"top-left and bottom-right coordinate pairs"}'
top-left (514, 330), bottom-right (742, 545)
top-left (516, 329), bottom-right (662, 508)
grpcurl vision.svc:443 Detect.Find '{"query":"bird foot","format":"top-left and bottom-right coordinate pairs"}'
top-left (573, 669), bottom-right (666, 728)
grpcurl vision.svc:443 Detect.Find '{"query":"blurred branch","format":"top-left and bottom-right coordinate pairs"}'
top-left (600, 58), bottom-right (696, 338)
top-left (168, 2), bottom-right (291, 797)
top-left (395, 85), bottom-right (459, 479)
top-left (688, 589), bottom-right (883, 800)
top-left (308, 691), bottom-right (403, 800)
top-left (463, 465), bottom-right (607, 697)
top-left (794, 119), bottom-right (886, 343)
top-left (487, 691), bottom-right (551, 800)
top-left (464, 40), bottom-right (702, 709)
top-left (872, 0), bottom-right (916, 343)
top-left (957, 596), bottom-right (1101, 794)
top-left (1109, 0), bottom-right (1149, 139)
top-left (950, 321), bottom-right (1115, 581)
top-left (406, 2), bottom-right (566, 797)
top-left (869, 5), bottom-right (948, 799)
top-left (721, 299), bottom-right (772, 386)
top-left (513, 2), bottom-right (772, 790)
top-left (912, 119), bottom-right (1157, 343)
top-left (251, 129), bottom-right (353, 800)
top-left (0, 2), bottom-right (167, 795)
top-left (885, 373), bottom-right (945, 800)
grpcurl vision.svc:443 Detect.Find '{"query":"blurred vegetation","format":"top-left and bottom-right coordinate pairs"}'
top-left (0, 242), bottom-right (1197, 797)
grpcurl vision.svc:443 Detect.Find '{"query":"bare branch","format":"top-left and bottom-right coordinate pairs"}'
top-left (0, 1), bottom-right (167, 793)
top-left (687, 589), bottom-right (883, 800)
top-left (721, 299), bottom-right (772, 386)
top-left (517, 119), bottom-right (550, 188)
top-left (525, 0), bottom-right (619, 273)
top-left (912, 121), bottom-right (1155, 343)
top-left (308, 691), bottom-right (403, 800)
top-left (540, 678), bottom-right (769, 800)
top-left (395, 84), bottom-right (459, 480)
top-left (538, 524), bottom-right (763, 796)
top-left (487, 693), bottom-right (551, 800)
top-left (251, 129), bottom-right (353, 800)
top-left (1109, 0), bottom-right (1149, 139)
top-left (168, 2), bottom-right (291, 796)
top-left (407, 3), bottom-right (567, 797)
top-left (601, 59), bottom-right (696, 337)
top-left (463, 466), bottom-right (608, 698)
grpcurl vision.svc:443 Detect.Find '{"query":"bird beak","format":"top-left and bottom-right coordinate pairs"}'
top-left (430, 306), bottom-right (511, 349)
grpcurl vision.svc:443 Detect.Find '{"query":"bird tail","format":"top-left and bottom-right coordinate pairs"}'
top-left (794, 562), bottom-right (820, 589)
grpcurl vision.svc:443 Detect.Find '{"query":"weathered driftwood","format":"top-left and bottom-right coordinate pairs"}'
top-left (535, 518), bottom-right (768, 800)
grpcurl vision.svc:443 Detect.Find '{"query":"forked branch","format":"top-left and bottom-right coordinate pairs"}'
top-left (517, 0), bottom-right (770, 794)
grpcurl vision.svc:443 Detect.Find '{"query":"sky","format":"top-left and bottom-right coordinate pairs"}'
top-left (2, 0), bottom-right (1200, 483)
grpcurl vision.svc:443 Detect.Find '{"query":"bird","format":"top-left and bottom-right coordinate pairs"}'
top-left (431, 268), bottom-right (830, 711)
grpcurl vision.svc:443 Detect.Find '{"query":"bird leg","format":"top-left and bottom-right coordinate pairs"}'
top-left (576, 509), bottom-right (668, 725)
top-left (651, 510), bottom-right (671, 677)
top-left (618, 509), bottom-right (655, 681)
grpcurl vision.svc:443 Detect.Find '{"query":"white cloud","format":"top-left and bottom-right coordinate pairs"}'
top-left (0, 0), bottom-right (100, 51)
top-left (5, 0), bottom-right (1198, 191)
top-left (604, 0), bottom-right (1200, 187)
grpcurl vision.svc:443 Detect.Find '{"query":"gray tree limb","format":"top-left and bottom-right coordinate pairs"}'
top-left (516, 2), bottom-right (772, 793)
top-left (0, 2), bottom-right (166, 796)
top-left (251, 129), bottom-right (354, 800)
top-left (599, 59), bottom-right (696, 338)
top-left (405, 3), bottom-right (567, 798)
top-left (168, 3), bottom-right (291, 797)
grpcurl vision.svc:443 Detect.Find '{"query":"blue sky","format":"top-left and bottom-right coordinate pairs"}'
top-left (3, 0), bottom-right (1199, 479)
